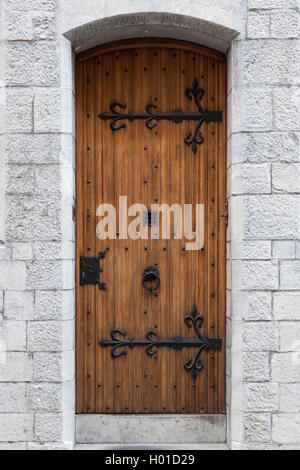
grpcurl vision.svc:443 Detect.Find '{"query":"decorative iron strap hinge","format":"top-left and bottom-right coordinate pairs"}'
top-left (80, 252), bottom-right (107, 290)
top-left (99, 306), bottom-right (222, 380)
top-left (98, 78), bottom-right (222, 155)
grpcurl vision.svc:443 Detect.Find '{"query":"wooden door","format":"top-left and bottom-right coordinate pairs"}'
top-left (76, 39), bottom-right (226, 414)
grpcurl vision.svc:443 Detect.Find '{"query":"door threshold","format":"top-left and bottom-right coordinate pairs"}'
top-left (76, 414), bottom-right (226, 445)
top-left (75, 444), bottom-right (229, 450)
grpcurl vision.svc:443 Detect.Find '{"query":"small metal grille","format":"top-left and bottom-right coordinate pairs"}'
top-left (143, 210), bottom-right (158, 227)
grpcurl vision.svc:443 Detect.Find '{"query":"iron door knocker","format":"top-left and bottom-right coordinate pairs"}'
top-left (142, 266), bottom-right (160, 293)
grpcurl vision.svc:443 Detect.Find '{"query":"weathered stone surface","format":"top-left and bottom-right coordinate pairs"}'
top-left (243, 322), bottom-right (279, 351)
top-left (6, 43), bottom-right (60, 86)
top-left (6, 134), bottom-right (62, 165)
top-left (245, 383), bottom-right (279, 411)
top-left (244, 413), bottom-right (271, 442)
top-left (7, 194), bottom-right (61, 242)
top-left (33, 13), bottom-right (55, 40)
top-left (279, 322), bottom-right (300, 352)
top-left (35, 165), bottom-right (60, 194)
top-left (5, 88), bottom-right (33, 133)
top-left (0, 383), bottom-right (26, 412)
top-left (272, 241), bottom-right (295, 259)
top-left (7, 165), bottom-right (35, 195)
top-left (0, 352), bottom-right (32, 382)
top-left (5, 12), bottom-right (33, 40)
top-left (6, 0), bottom-right (56, 10)
top-left (28, 442), bottom-right (73, 450)
top-left (231, 164), bottom-right (271, 194)
top-left (12, 242), bottom-right (34, 261)
top-left (245, 132), bottom-right (299, 163)
top-left (35, 413), bottom-right (62, 442)
top-left (0, 262), bottom-right (26, 290)
top-left (279, 384), bottom-right (300, 412)
top-left (34, 353), bottom-right (62, 382)
top-left (27, 261), bottom-right (63, 290)
top-left (243, 352), bottom-right (270, 382)
top-left (271, 11), bottom-right (300, 39)
top-left (4, 291), bottom-right (34, 320)
top-left (272, 164), bottom-right (300, 193)
top-left (244, 196), bottom-right (299, 239)
top-left (273, 87), bottom-right (300, 131)
top-left (243, 40), bottom-right (300, 85)
top-left (248, 0), bottom-right (296, 7)
top-left (280, 261), bottom-right (300, 290)
top-left (76, 415), bottom-right (226, 444)
top-left (34, 290), bottom-right (63, 320)
top-left (232, 241), bottom-right (272, 260)
top-left (27, 383), bottom-right (62, 412)
top-left (247, 11), bottom-right (269, 39)
top-left (4, 321), bottom-right (26, 351)
top-left (241, 291), bottom-right (272, 321)
top-left (0, 414), bottom-right (34, 442)
top-left (34, 89), bottom-right (61, 133)
top-left (233, 260), bottom-right (279, 290)
top-left (28, 321), bottom-right (62, 352)
top-left (273, 292), bottom-right (300, 320)
top-left (272, 353), bottom-right (300, 382)
top-left (230, 88), bottom-right (272, 132)
top-left (273, 414), bottom-right (300, 444)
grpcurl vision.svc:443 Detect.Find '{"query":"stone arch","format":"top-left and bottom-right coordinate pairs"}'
top-left (64, 12), bottom-right (239, 54)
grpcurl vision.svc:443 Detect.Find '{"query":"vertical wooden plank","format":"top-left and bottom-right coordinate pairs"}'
top-left (75, 60), bottom-right (84, 413)
top-left (76, 40), bottom-right (226, 415)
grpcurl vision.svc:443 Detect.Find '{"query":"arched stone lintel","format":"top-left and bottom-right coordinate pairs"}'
top-left (64, 12), bottom-right (239, 54)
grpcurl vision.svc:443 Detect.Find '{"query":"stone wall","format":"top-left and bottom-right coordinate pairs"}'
top-left (227, 0), bottom-right (300, 449)
top-left (0, 0), bottom-right (299, 450)
top-left (0, 0), bottom-right (75, 450)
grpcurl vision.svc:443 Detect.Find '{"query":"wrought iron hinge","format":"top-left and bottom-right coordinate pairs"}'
top-left (99, 306), bottom-right (222, 380)
top-left (80, 252), bottom-right (107, 290)
top-left (220, 201), bottom-right (228, 227)
top-left (98, 78), bottom-right (222, 155)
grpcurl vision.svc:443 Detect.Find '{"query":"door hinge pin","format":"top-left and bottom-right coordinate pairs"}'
top-left (220, 201), bottom-right (228, 226)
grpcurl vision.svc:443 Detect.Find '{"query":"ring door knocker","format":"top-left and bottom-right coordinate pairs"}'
top-left (142, 266), bottom-right (160, 293)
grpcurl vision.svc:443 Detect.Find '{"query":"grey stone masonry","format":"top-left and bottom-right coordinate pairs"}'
top-left (0, 0), bottom-right (75, 450)
top-left (0, 0), bottom-right (299, 451)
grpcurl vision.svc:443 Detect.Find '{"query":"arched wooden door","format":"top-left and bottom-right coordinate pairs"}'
top-left (76, 39), bottom-right (226, 414)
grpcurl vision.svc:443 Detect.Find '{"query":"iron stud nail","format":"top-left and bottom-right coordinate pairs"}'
top-left (136, 384), bottom-right (139, 388)
top-left (144, 406), bottom-right (147, 410)
top-left (144, 147), bottom-right (148, 150)
top-left (88, 374), bottom-right (91, 378)
top-left (144, 67), bottom-right (147, 71)
top-left (144, 373), bottom-right (148, 378)
top-left (144, 310), bottom-right (148, 314)
top-left (106, 406), bottom-right (110, 410)
top-left (174, 384), bottom-right (177, 388)
top-left (211, 384), bottom-right (216, 389)
top-left (182, 247), bottom-right (186, 251)
top-left (211, 232), bottom-right (215, 236)
top-left (87, 146), bottom-right (90, 150)
top-left (88, 310), bottom-right (91, 314)
top-left (154, 324), bottom-right (158, 328)
top-left (125, 406), bottom-right (129, 410)
top-left (154, 294), bottom-right (158, 298)
top-left (163, 247), bottom-right (167, 251)
top-left (201, 75), bottom-right (204, 79)
top-left (87, 113), bottom-right (90, 118)
top-left (211, 293), bottom-right (215, 298)
top-left (87, 247), bottom-right (91, 251)
top-left (87, 406), bottom-right (90, 410)
top-left (154, 384), bottom-right (158, 388)
top-left (211, 324), bottom-right (215, 329)
top-left (192, 384), bottom-right (196, 388)
top-left (212, 164), bottom-right (215, 169)
top-left (154, 198), bottom-right (158, 202)
top-left (116, 384), bottom-right (120, 388)
top-left (144, 247), bottom-right (148, 251)
top-left (125, 247), bottom-right (128, 251)
top-left (88, 342), bottom-right (91, 346)
top-left (144, 180), bottom-right (148, 184)
top-left (87, 180), bottom-right (91, 184)
top-left (163, 406), bottom-right (166, 409)
top-left (98, 384), bottom-right (101, 388)
top-left (182, 406), bottom-right (185, 410)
